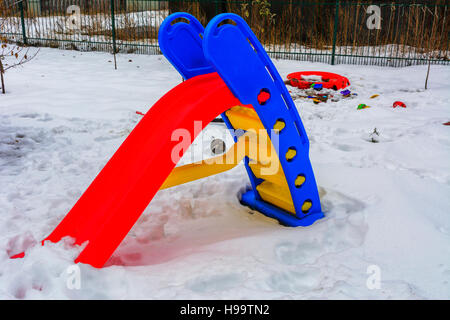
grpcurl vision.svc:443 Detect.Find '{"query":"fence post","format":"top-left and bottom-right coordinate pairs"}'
top-left (19, 0), bottom-right (27, 45)
top-left (331, 0), bottom-right (340, 65)
top-left (110, 0), bottom-right (117, 54)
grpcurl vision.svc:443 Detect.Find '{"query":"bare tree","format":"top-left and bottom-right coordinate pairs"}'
top-left (0, 0), bottom-right (39, 94)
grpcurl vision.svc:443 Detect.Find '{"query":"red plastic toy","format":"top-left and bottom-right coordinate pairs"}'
top-left (30, 73), bottom-right (242, 268)
top-left (393, 101), bottom-right (407, 108)
top-left (287, 71), bottom-right (350, 90)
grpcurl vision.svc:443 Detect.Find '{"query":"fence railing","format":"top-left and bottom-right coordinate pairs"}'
top-left (1, 0), bottom-right (449, 67)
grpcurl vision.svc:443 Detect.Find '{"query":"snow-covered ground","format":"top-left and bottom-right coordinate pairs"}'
top-left (0, 48), bottom-right (449, 299)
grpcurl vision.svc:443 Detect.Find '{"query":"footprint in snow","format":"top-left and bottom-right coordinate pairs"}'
top-left (334, 143), bottom-right (363, 152)
top-left (187, 273), bottom-right (246, 293)
top-left (266, 268), bottom-right (321, 294)
top-left (274, 189), bottom-right (367, 266)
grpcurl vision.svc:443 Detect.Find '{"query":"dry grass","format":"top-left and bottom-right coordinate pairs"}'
top-left (1, 0), bottom-right (448, 60)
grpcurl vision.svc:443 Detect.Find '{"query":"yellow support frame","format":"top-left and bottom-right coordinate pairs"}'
top-left (160, 106), bottom-right (312, 215)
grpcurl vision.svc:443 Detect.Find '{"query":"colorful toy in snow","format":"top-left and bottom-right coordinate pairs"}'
top-left (11, 13), bottom-right (324, 268)
top-left (370, 94), bottom-right (379, 99)
top-left (313, 83), bottom-right (323, 91)
top-left (317, 94), bottom-right (330, 103)
top-left (393, 101), bottom-right (406, 108)
top-left (287, 71), bottom-right (350, 90)
top-left (301, 94), bottom-right (330, 104)
top-left (341, 89), bottom-right (351, 97)
top-left (357, 104), bottom-right (370, 110)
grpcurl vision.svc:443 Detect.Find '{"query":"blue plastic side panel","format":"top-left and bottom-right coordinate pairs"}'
top-left (241, 191), bottom-right (324, 227)
top-left (158, 13), bottom-right (215, 79)
top-left (158, 12), bottom-right (324, 226)
top-left (203, 13), bottom-right (323, 224)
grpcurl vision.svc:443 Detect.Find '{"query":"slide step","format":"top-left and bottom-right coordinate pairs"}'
top-left (249, 163), bottom-right (289, 188)
top-left (226, 105), bottom-right (297, 214)
top-left (225, 106), bottom-right (265, 131)
top-left (256, 181), bottom-right (295, 214)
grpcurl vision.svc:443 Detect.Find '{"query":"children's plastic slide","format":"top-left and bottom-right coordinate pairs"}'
top-left (44, 72), bottom-right (242, 268)
top-left (12, 13), bottom-right (324, 268)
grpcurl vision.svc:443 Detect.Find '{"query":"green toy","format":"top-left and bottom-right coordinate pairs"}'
top-left (357, 104), bottom-right (370, 110)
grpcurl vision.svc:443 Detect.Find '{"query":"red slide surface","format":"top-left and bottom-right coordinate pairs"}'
top-left (44, 72), bottom-right (241, 268)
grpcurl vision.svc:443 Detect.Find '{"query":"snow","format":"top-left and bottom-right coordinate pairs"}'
top-left (0, 47), bottom-right (449, 299)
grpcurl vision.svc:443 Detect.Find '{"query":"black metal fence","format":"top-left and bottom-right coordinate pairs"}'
top-left (1, 0), bottom-right (449, 67)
